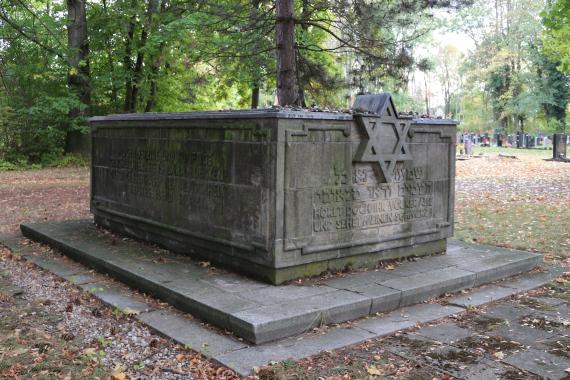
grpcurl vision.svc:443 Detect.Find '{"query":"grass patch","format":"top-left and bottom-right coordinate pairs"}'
top-left (472, 146), bottom-right (551, 157)
top-left (455, 200), bottom-right (570, 257)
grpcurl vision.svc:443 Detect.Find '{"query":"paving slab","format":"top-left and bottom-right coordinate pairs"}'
top-left (456, 253), bottom-right (542, 286)
top-left (503, 348), bottom-right (570, 379)
top-left (453, 358), bottom-right (513, 380)
top-left (357, 303), bottom-right (465, 335)
top-left (63, 272), bottom-right (101, 286)
top-left (239, 284), bottom-right (336, 306)
top-left (380, 267), bottom-right (476, 306)
top-left (447, 285), bottom-right (520, 308)
top-left (229, 290), bottom-right (371, 344)
top-left (349, 283), bottom-right (402, 313)
top-left (492, 323), bottom-right (557, 347)
top-left (416, 323), bottom-right (474, 344)
top-left (214, 326), bottom-right (376, 377)
top-left (137, 309), bottom-right (248, 356)
top-left (79, 282), bottom-right (153, 314)
top-left (501, 270), bottom-right (558, 291)
top-left (23, 254), bottom-right (88, 278)
top-left (0, 233), bottom-right (21, 252)
top-left (323, 270), bottom-right (401, 290)
top-left (17, 220), bottom-right (542, 345)
top-left (483, 303), bottom-right (532, 322)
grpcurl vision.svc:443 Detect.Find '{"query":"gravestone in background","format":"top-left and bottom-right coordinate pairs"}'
top-left (553, 133), bottom-right (567, 160)
top-left (89, 94), bottom-right (457, 284)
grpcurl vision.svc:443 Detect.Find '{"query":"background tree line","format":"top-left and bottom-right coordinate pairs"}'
top-left (434, 0), bottom-right (569, 135)
top-left (0, 0), bottom-right (567, 166)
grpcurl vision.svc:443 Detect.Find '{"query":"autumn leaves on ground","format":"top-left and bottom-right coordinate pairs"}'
top-left (455, 148), bottom-right (570, 261)
top-left (0, 149), bottom-right (569, 379)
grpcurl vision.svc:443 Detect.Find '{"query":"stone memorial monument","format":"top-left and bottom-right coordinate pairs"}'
top-left (89, 94), bottom-right (457, 284)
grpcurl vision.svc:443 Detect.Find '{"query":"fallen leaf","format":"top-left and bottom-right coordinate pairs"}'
top-left (111, 371), bottom-right (127, 380)
top-left (122, 307), bottom-right (140, 316)
top-left (493, 351), bottom-right (505, 360)
top-left (367, 365), bottom-right (382, 376)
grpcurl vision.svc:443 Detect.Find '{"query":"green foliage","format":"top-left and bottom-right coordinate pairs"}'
top-left (542, 0), bottom-right (570, 73)
top-left (1, 0), bottom-right (443, 157)
top-left (0, 154), bottom-right (87, 172)
top-left (453, 0), bottom-right (569, 134)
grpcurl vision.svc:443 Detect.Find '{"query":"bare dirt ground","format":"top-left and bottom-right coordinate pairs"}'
top-left (0, 167), bottom-right (90, 235)
top-left (0, 149), bottom-right (569, 379)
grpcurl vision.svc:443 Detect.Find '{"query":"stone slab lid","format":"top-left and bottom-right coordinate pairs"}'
top-left (88, 93), bottom-right (457, 126)
top-left (88, 108), bottom-right (353, 124)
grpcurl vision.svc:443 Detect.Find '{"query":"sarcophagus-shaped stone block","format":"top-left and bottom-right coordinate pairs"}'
top-left (89, 94), bottom-right (457, 284)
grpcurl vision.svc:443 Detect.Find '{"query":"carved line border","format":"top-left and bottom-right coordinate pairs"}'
top-left (283, 123), bottom-right (455, 255)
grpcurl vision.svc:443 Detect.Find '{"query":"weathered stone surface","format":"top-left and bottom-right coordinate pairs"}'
top-left (349, 284), bottom-right (402, 313)
top-left (239, 284), bottom-right (335, 306)
top-left (416, 323), bottom-right (473, 344)
top-left (215, 326), bottom-right (376, 377)
top-left (80, 283), bottom-right (152, 314)
top-left (357, 304), bottom-right (465, 335)
top-left (64, 272), bottom-right (100, 286)
top-left (24, 255), bottom-right (87, 278)
top-left (448, 285), bottom-right (519, 308)
top-left (456, 252), bottom-right (542, 286)
top-left (380, 267), bottom-right (476, 306)
top-left (492, 323), bottom-right (556, 347)
top-left (483, 303), bottom-right (528, 321)
top-left (88, 94), bottom-right (457, 284)
top-left (322, 270), bottom-right (402, 290)
top-left (229, 290), bottom-right (371, 344)
top-left (503, 349), bottom-right (570, 379)
top-left (501, 269), bottom-right (561, 291)
top-left (137, 310), bottom-right (247, 356)
top-left (20, 220), bottom-right (542, 344)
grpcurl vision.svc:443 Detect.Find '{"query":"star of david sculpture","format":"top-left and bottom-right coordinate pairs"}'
top-left (352, 94), bottom-right (413, 182)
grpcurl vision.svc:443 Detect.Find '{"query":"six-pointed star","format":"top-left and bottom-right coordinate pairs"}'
top-left (353, 118), bottom-right (413, 182)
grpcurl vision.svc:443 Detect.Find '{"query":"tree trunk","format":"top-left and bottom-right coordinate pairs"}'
top-left (65, 0), bottom-right (91, 153)
top-left (250, 0), bottom-right (261, 109)
top-left (123, 11), bottom-right (136, 112)
top-left (424, 74), bottom-right (430, 116)
top-left (131, 0), bottom-right (159, 112)
top-left (102, 0), bottom-right (119, 108)
top-left (295, 0), bottom-right (309, 106)
top-left (275, 0), bottom-right (297, 106)
top-left (251, 86), bottom-right (260, 109)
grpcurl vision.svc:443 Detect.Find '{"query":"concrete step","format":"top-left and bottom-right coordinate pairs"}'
top-left (19, 219), bottom-right (542, 344)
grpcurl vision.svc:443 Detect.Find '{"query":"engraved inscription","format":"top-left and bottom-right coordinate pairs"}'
top-left (313, 167), bottom-right (433, 233)
top-left (109, 147), bottom-right (227, 182)
top-left (93, 131), bottom-right (265, 237)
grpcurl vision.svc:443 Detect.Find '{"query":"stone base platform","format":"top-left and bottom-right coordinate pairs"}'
top-left (20, 220), bottom-right (541, 345)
